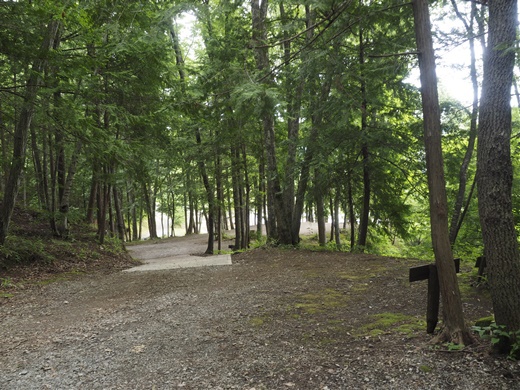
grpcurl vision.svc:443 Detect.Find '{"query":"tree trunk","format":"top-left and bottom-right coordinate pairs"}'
top-left (256, 159), bottom-right (264, 240)
top-left (0, 100), bottom-right (7, 194)
top-left (138, 198), bottom-right (143, 240)
top-left (476, 0), bottom-right (520, 346)
top-left (108, 185), bottom-right (115, 236)
top-left (412, 0), bottom-right (473, 345)
top-left (329, 197), bottom-right (335, 243)
top-left (142, 182), bottom-right (158, 239)
top-left (113, 184), bottom-right (125, 242)
top-left (86, 165), bottom-right (98, 224)
top-left (334, 187), bottom-right (341, 249)
top-left (57, 140), bottom-right (82, 238)
top-left (216, 155), bottom-right (223, 251)
top-left (30, 124), bottom-right (47, 210)
top-left (195, 129), bottom-right (214, 254)
top-left (125, 187), bottom-right (132, 241)
top-left (280, 2), bottom-right (305, 245)
top-left (187, 178), bottom-right (196, 235)
top-left (357, 27), bottom-right (370, 252)
top-left (242, 143), bottom-right (250, 249)
top-left (97, 180), bottom-right (110, 245)
top-left (170, 191), bottom-right (176, 237)
top-left (48, 132), bottom-right (59, 235)
top-left (292, 76), bottom-right (331, 244)
top-left (347, 173), bottom-right (356, 251)
top-left (231, 145), bottom-right (242, 249)
top-left (316, 198), bottom-right (326, 247)
top-left (0, 19), bottom-right (61, 245)
top-left (197, 139), bottom-right (215, 255)
top-left (252, 0), bottom-right (292, 245)
top-left (226, 174), bottom-right (234, 231)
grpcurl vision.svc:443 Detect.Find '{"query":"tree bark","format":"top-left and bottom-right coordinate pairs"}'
top-left (113, 184), bottom-right (125, 242)
top-left (0, 19), bottom-right (61, 245)
top-left (97, 179), bottom-right (111, 245)
top-left (357, 26), bottom-right (370, 252)
top-left (57, 140), bottom-right (82, 238)
top-left (291, 75), bottom-right (332, 244)
top-left (347, 174), bottom-right (356, 251)
top-left (477, 0), bottom-right (520, 343)
top-left (216, 155), bottom-right (223, 251)
top-left (30, 123), bottom-right (48, 210)
top-left (316, 199), bottom-right (326, 246)
top-left (241, 143), bottom-right (251, 249)
top-left (231, 145), bottom-right (243, 249)
top-left (252, 0), bottom-right (292, 245)
top-left (412, 0), bottom-right (472, 345)
top-left (280, 2), bottom-right (305, 245)
top-left (226, 174), bottom-right (234, 231)
top-left (195, 128), bottom-right (214, 254)
top-left (0, 100), bottom-right (7, 194)
top-left (257, 157), bottom-right (265, 239)
top-left (86, 166), bottom-right (98, 224)
top-left (142, 182), bottom-right (158, 239)
top-left (315, 169), bottom-right (327, 247)
top-left (334, 187), bottom-right (341, 249)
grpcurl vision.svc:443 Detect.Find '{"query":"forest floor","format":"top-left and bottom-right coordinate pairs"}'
top-left (1, 228), bottom-right (520, 389)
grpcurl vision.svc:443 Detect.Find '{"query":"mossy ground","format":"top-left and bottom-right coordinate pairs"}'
top-left (238, 248), bottom-right (493, 351)
top-left (355, 312), bottom-right (426, 337)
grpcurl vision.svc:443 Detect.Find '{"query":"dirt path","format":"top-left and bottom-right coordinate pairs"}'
top-left (0, 235), bottom-right (519, 389)
top-left (125, 234), bottom-right (233, 271)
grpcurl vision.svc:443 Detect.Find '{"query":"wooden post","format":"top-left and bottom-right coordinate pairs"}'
top-left (427, 264), bottom-right (440, 333)
top-left (475, 256), bottom-right (486, 282)
top-left (409, 258), bottom-right (460, 333)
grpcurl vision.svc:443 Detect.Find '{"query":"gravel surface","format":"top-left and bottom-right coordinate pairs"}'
top-left (1, 241), bottom-right (519, 389)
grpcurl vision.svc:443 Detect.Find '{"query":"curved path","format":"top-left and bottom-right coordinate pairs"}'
top-left (125, 233), bottom-right (233, 272)
top-left (124, 222), bottom-right (327, 272)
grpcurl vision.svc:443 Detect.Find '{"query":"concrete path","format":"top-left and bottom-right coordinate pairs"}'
top-left (124, 233), bottom-right (232, 272)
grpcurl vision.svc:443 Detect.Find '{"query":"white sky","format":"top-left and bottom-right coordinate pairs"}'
top-left (431, 7), bottom-right (483, 107)
top-left (407, 40), bottom-right (479, 108)
top-left (176, 8), bottom-right (481, 107)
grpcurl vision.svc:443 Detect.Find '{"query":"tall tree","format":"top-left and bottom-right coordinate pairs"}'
top-left (411, 0), bottom-right (472, 344)
top-left (357, 15), bottom-right (370, 251)
top-left (477, 0), bottom-right (520, 349)
top-left (251, 0), bottom-right (292, 245)
top-left (447, 0), bottom-right (484, 245)
top-left (0, 18), bottom-right (61, 245)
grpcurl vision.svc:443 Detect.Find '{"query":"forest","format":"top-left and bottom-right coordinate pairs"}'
top-left (1, 0), bottom-right (520, 352)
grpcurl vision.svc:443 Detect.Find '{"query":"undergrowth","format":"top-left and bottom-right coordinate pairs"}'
top-left (472, 321), bottom-right (520, 361)
top-left (0, 236), bottom-right (55, 268)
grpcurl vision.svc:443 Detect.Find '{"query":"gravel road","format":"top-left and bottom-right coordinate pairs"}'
top-left (0, 235), bottom-right (519, 389)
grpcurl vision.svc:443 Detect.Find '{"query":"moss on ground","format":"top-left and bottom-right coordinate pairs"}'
top-left (355, 312), bottom-right (425, 337)
top-left (293, 288), bottom-right (348, 315)
top-left (35, 270), bottom-right (86, 286)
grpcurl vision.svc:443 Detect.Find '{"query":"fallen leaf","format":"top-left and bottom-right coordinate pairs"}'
top-left (131, 345), bottom-right (146, 353)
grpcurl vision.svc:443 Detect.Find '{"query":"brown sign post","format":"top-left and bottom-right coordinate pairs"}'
top-left (409, 258), bottom-right (460, 333)
top-left (475, 256), bottom-right (486, 282)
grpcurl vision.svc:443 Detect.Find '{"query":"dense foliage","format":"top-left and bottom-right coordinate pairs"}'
top-left (0, 0), bottom-right (515, 259)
